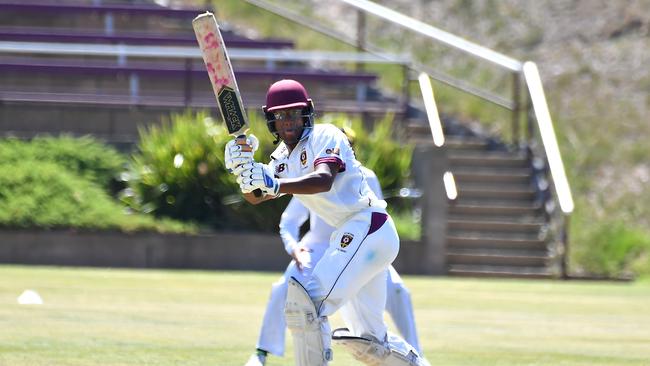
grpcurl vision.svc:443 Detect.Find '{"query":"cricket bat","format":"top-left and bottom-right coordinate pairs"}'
top-left (192, 12), bottom-right (261, 197)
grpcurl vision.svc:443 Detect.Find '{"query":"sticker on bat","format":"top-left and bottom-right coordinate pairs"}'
top-left (218, 87), bottom-right (245, 134)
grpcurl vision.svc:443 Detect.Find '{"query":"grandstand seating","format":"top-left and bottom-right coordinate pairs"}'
top-left (0, 0), bottom-right (397, 142)
top-left (0, 26), bottom-right (294, 48)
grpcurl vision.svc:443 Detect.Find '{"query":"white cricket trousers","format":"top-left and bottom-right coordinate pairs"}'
top-left (307, 208), bottom-right (399, 342)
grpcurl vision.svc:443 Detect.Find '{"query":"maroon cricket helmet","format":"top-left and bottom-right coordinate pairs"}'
top-left (264, 79), bottom-right (312, 112)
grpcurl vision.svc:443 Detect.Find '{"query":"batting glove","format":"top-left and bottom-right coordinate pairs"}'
top-left (224, 134), bottom-right (259, 175)
top-left (237, 162), bottom-right (280, 197)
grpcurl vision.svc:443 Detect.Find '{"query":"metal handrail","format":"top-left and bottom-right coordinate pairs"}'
top-left (340, 0), bottom-right (522, 72)
top-left (0, 41), bottom-right (409, 64)
top-left (417, 72), bottom-right (444, 147)
top-left (241, 0), bottom-right (512, 110)
top-left (523, 62), bottom-right (574, 214)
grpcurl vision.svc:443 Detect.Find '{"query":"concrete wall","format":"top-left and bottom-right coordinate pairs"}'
top-left (0, 229), bottom-right (428, 275)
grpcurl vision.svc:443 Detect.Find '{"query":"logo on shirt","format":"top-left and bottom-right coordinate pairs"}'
top-left (300, 148), bottom-right (307, 168)
top-left (325, 147), bottom-right (340, 156)
top-left (275, 163), bottom-right (286, 174)
top-left (340, 233), bottom-right (354, 248)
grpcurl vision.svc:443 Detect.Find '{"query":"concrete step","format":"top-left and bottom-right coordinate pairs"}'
top-left (407, 124), bottom-right (439, 143)
top-left (456, 181), bottom-right (533, 192)
top-left (447, 229), bottom-right (543, 242)
top-left (453, 192), bottom-right (539, 207)
top-left (451, 166), bottom-right (533, 176)
top-left (448, 219), bottom-right (544, 234)
top-left (447, 235), bottom-right (547, 251)
top-left (447, 248), bottom-right (551, 267)
top-left (448, 212), bottom-right (544, 223)
top-left (452, 170), bottom-right (532, 184)
top-left (406, 127), bottom-right (489, 149)
top-left (448, 264), bottom-right (556, 278)
top-left (457, 187), bottom-right (537, 200)
top-left (443, 136), bottom-right (488, 150)
top-left (449, 152), bottom-right (529, 168)
top-left (449, 204), bottom-right (542, 217)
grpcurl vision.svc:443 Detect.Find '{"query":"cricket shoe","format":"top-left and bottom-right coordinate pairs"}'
top-left (418, 354), bottom-right (432, 366)
top-left (244, 353), bottom-right (266, 366)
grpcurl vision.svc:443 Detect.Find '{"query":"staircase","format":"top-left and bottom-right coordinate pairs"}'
top-left (444, 136), bottom-right (557, 278)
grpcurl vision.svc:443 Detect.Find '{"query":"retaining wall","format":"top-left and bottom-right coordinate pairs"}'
top-left (0, 229), bottom-right (427, 274)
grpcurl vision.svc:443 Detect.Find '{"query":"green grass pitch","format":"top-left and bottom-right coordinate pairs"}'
top-left (1, 265), bottom-right (649, 365)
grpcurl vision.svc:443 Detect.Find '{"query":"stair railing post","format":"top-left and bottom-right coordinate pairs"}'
top-left (355, 9), bottom-right (366, 72)
top-left (512, 70), bottom-right (521, 147)
top-left (402, 65), bottom-right (411, 117)
top-left (526, 82), bottom-right (534, 146)
top-left (416, 145), bottom-right (448, 275)
top-left (561, 215), bottom-right (570, 279)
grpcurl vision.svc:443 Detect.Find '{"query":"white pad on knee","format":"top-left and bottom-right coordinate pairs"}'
top-left (332, 328), bottom-right (428, 366)
top-left (285, 277), bottom-right (332, 366)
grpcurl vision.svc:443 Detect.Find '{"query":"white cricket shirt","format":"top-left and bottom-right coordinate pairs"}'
top-left (269, 123), bottom-right (386, 227)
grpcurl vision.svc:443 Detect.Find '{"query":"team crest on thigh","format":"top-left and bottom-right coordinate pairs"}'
top-left (340, 233), bottom-right (354, 248)
top-left (300, 148), bottom-right (308, 168)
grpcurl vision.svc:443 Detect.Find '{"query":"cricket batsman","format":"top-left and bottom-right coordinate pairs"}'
top-left (225, 79), bottom-right (429, 366)
top-left (244, 127), bottom-right (421, 364)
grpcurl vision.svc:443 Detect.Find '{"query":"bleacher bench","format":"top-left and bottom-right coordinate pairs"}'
top-left (0, 26), bottom-right (294, 49)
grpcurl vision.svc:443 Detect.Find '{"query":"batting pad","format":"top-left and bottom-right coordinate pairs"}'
top-left (332, 328), bottom-right (428, 366)
top-left (285, 277), bottom-right (332, 366)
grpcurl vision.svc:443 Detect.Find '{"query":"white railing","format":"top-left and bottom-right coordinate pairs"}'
top-left (417, 72), bottom-right (444, 147)
top-left (523, 62), bottom-right (574, 214)
top-left (0, 41), bottom-right (409, 64)
top-left (340, 0), bottom-right (522, 72)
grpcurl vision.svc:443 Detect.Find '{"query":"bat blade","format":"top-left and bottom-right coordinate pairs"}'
top-left (192, 12), bottom-right (248, 137)
top-left (193, 12), bottom-right (262, 198)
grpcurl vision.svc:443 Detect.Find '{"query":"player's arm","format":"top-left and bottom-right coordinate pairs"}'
top-left (239, 161), bottom-right (339, 205)
top-left (277, 162), bottom-right (339, 195)
top-left (279, 198), bottom-right (311, 270)
top-left (279, 198), bottom-right (309, 254)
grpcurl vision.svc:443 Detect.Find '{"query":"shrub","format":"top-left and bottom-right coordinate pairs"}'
top-left (0, 160), bottom-right (192, 233)
top-left (123, 111), bottom-right (289, 231)
top-left (572, 216), bottom-right (650, 278)
top-left (0, 135), bottom-right (126, 192)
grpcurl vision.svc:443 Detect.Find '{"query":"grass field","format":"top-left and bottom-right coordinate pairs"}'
top-left (1, 265), bottom-right (649, 366)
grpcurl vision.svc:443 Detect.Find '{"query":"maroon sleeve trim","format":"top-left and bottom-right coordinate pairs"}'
top-left (314, 157), bottom-right (346, 172)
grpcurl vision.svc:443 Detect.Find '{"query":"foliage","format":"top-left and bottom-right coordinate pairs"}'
top-left (0, 160), bottom-right (192, 233)
top-left (571, 206), bottom-right (650, 278)
top-left (388, 207), bottom-right (420, 241)
top-left (123, 110), bottom-right (289, 231)
top-left (0, 135), bottom-right (126, 192)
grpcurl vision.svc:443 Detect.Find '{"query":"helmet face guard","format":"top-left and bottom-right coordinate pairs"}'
top-left (263, 102), bottom-right (314, 144)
